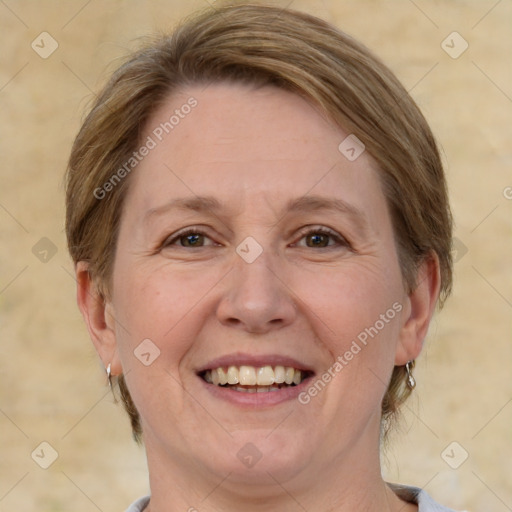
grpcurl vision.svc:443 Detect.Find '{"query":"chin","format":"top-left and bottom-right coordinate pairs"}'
top-left (203, 429), bottom-right (313, 486)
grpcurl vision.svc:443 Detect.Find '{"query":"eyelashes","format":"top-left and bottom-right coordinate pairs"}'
top-left (292, 226), bottom-right (349, 249)
top-left (161, 225), bottom-right (350, 250)
top-left (162, 228), bottom-right (218, 248)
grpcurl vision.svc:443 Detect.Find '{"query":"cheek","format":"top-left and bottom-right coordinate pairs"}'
top-left (287, 258), bottom-right (404, 453)
top-left (297, 278), bottom-right (399, 431)
top-left (111, 262), bottom-right (223, 369)
top-left (301, 258), bottom-right (400, 326)
top-left (109, 265), bottom-right (218, 424)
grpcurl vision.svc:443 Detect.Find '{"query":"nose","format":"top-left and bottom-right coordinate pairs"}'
top-left (216, 249), bottom-right (297, 334)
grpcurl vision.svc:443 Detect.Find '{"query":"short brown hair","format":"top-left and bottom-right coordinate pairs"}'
top-left (66, 2), bottom-right (453, 442)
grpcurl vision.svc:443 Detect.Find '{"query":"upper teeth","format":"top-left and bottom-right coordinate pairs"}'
top-left (203, 365), bottom-right (304, 386)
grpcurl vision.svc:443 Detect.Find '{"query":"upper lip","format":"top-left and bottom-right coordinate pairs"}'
top-left (196, 352), bottom-right (315, 375)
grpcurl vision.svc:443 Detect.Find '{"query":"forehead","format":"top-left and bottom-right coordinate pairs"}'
top-left (153, 83), bottom-right (341, 160)
top-left (125, 82), bottom-right (385, 219)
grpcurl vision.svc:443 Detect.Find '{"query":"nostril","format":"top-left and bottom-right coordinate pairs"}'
top-left (225, 318), bottom-right (242, 326)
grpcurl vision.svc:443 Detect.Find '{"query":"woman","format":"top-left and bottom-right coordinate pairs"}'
top-left (65, 3), bottom-right (458, 511)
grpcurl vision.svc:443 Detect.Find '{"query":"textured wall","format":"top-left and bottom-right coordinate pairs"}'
top-left (1, 1), bottom-right (511, 511)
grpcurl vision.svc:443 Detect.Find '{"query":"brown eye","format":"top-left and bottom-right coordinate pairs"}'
top-left (305, 232), bottom-right (331, 248)
top-left (163, 228), bottom-right (216, 248)
top-left (294, 227), bottom-right (348, 249)
top-left (179, 233), bottom-right (205, 247)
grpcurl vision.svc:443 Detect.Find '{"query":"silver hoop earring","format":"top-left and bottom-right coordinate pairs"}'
top-left (405, 360), bottom-right (416, 389)
top-left (106, 363), bottom-right (112, 389)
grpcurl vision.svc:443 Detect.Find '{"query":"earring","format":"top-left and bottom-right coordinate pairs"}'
top-left (405, 360), bottom-right (416, 389)
top-left (106, 363), bottom-right (112, 389)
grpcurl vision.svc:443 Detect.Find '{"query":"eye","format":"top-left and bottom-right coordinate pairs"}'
top-left (161, 226), bottom-right (348, 250)
top-left (162, 228), bottom-right (217, 248)
top-left (293, 226), bottom-right (349, 249)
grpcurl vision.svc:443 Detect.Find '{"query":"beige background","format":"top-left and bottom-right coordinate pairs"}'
top-left (1, 1), bottom-right (511, 511)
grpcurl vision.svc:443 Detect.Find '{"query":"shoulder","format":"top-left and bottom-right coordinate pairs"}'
top-left (388, 483), bottom-right (468, 512)
top-left (124, 496), bottom-right (150, 512)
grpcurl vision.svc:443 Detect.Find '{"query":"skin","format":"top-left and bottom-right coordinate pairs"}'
top-left (77, 83), bottom-right (440, 512)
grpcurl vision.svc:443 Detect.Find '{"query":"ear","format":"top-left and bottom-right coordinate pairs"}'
top-left (395, 252), bottom-right (441, 365)
top-left (76, 261), bottom-right (122, 376)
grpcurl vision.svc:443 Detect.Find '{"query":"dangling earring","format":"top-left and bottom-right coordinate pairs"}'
top-left (106, 363), bottom-right (112, 389)
top-left (405, 360), bottom-right (416, 389)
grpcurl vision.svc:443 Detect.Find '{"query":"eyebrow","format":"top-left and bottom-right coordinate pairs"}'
top-left (285, 195), bottom-right (364, 220)
top-left (144, 196), bottom-right (225, 222)
top-left (144, 194), bottom-right (369, 233)
top-left (282, 195), bottom-right (370, 235)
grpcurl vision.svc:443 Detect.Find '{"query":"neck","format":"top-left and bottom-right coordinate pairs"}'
top-left (142, 420), bottom-right (415, 512)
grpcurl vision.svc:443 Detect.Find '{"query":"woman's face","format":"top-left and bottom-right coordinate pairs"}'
top-left (104, 83), bottom-right (418, 487)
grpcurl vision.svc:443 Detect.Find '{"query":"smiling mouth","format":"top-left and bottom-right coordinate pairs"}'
top-left (199, 365), bottom-right (313, 393)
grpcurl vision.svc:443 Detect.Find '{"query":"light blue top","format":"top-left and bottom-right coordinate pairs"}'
top-left (125, 484), bottom-right (463, 511)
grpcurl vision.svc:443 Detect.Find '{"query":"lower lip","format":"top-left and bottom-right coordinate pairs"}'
top-left (198, 375), bottom-right (314, 407)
